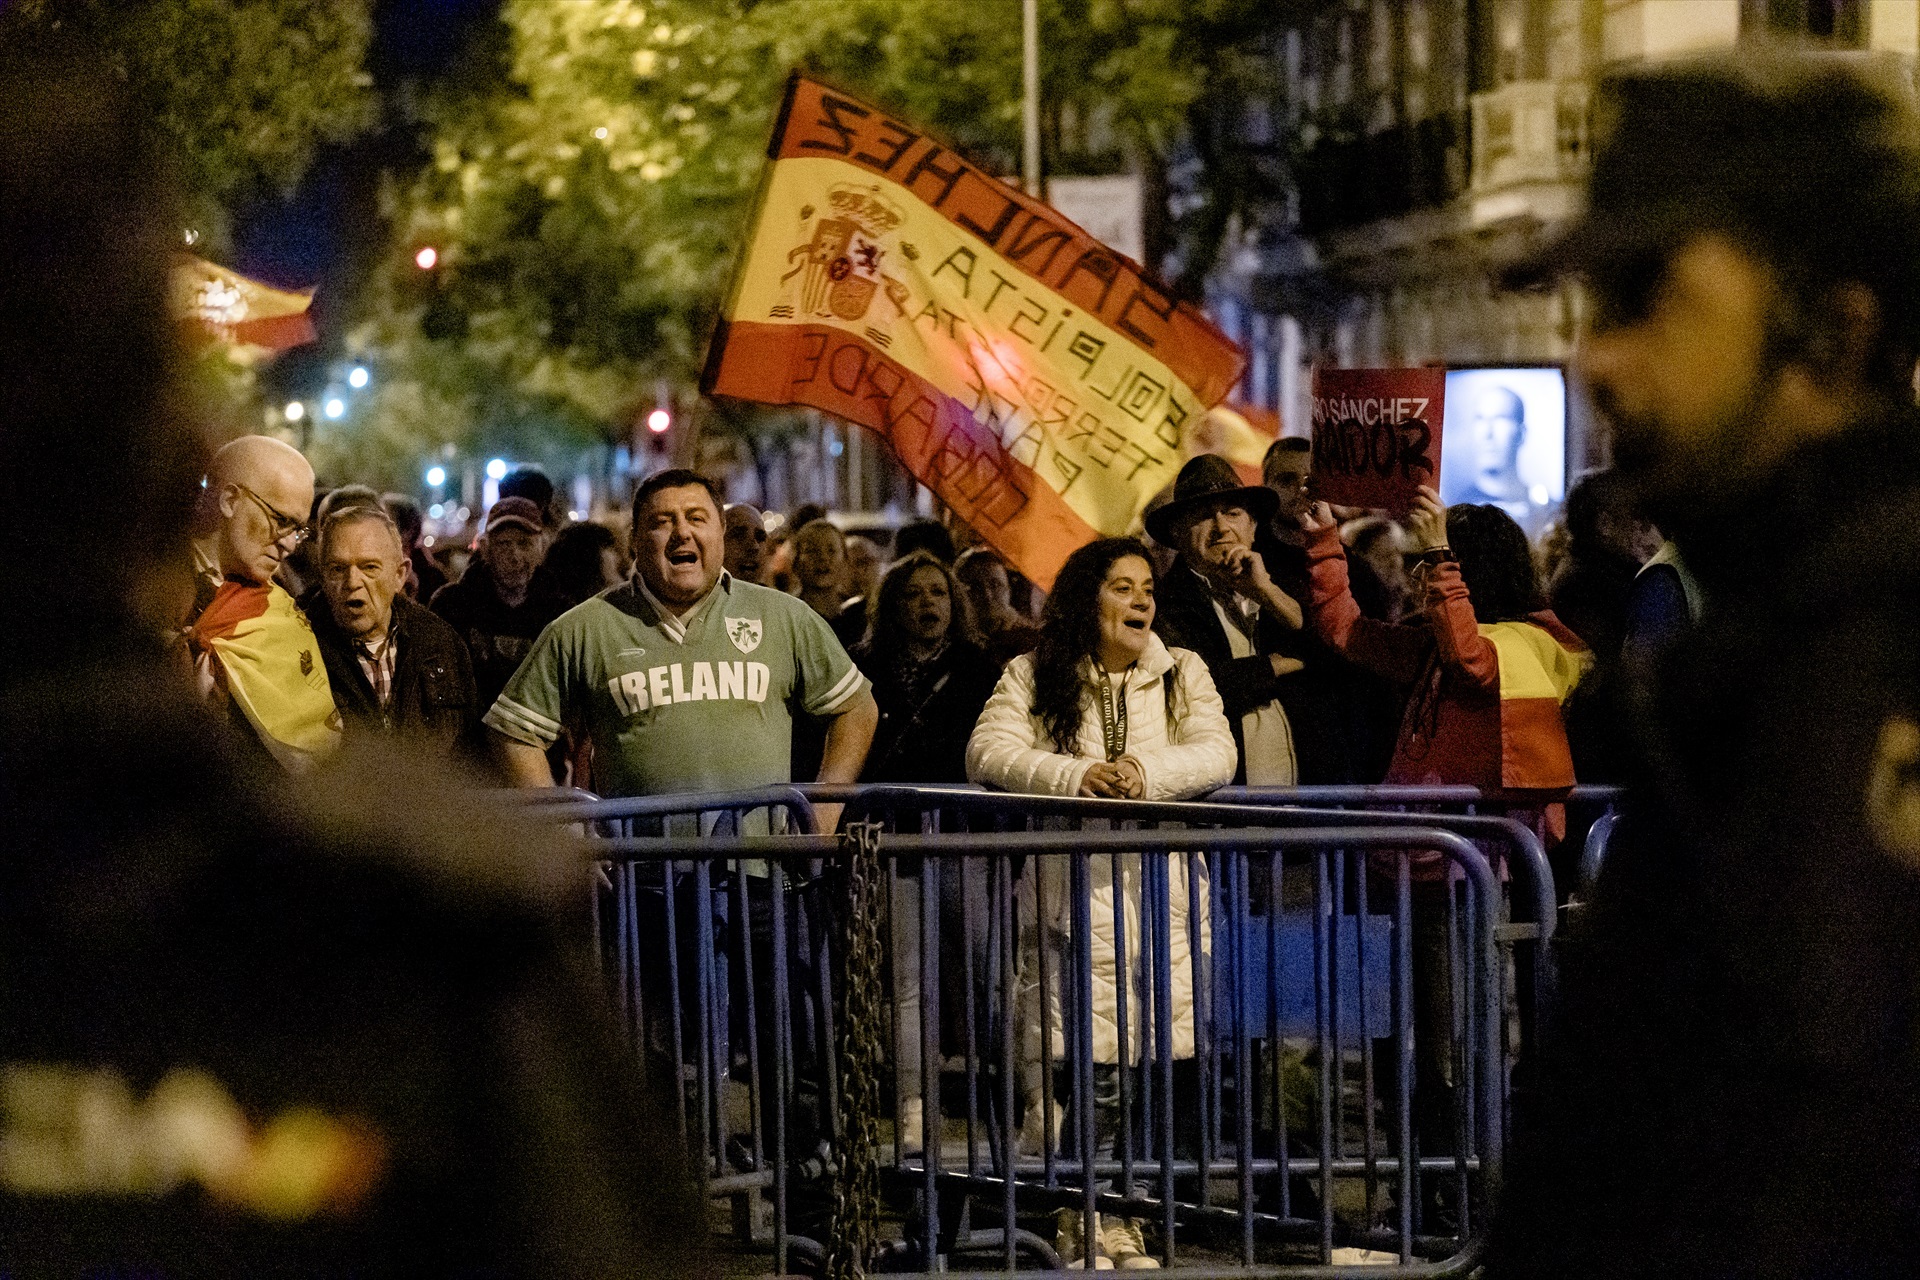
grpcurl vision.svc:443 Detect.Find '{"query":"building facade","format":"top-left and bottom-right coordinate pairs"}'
top-left (1212, 0), bottom-right (1920, 479)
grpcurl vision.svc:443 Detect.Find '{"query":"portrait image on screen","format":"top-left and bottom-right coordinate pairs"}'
top-left (1439, 367), bottom-right (1567, 537)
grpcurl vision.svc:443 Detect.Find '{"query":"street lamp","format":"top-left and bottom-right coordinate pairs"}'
top-left (647, 408), bottom-right (671, 434)
top-left (425, 465), bottom-right (446, 488)
top-left (486, 458), bottom-right (508, 481)
top-left (324, 398), bottom-right (345, 420)
top-left (415, 246), bottom-right (439, 270)
top-left (284, 401), bottom-right (305, 422)
top-left (348, 366), bottom-right (369, 389)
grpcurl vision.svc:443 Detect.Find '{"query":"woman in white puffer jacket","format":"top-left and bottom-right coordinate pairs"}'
top-left (965, 537), bottom-right (1234, 1267)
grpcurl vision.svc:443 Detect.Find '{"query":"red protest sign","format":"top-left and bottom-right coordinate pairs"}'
top-left (1309, 368), bottom-right (1446, 513)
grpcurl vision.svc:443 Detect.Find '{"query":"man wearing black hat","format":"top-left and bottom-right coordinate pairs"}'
top-left (1490, 49), bottom-right (1920, 1278)
top-left (1147, 454), bottom-right (1305, 785)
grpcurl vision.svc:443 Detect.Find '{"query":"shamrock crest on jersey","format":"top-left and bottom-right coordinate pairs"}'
top-left (725, 616), bottom-right (763, 655)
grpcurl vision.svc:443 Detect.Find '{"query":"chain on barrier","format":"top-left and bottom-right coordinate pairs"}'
top-left (825, 821), bottom-right (887, 1280)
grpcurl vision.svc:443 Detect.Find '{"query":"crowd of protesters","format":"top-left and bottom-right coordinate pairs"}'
top-left (20, 21), bottom-right (1920, 1277)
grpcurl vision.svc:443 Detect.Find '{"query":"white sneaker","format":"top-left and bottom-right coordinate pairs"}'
top-left (1100, 1215), bottom-right (1159, 1269)
top-left (1055, 1208), bottom-right (1112, 1269)
top-left (898, 1096), bottom-right (924, 1156)
top-left (1328, 1247), bottom-right (1396, 1265)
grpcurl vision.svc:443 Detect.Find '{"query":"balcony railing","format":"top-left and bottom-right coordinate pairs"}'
top-left (1469, 79), bottom-right (1591, 194)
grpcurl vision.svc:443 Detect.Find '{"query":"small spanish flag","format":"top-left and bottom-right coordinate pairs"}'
top-left (172, 254), bottom-right (318, 362)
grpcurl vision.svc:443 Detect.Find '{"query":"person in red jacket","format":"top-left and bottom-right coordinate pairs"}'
top-left (1303, 484), bottom-right (1589, 1217)
top-left (1303, 485), bottom-right (1590, 836)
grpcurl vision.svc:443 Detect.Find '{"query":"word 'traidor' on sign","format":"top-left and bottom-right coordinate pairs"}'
top-left (1309, 367), bottom-right (1447, 514)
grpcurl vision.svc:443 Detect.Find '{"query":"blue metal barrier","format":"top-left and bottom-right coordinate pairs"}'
top-left (546, 795), bottom-right (1508, 1277)
top-left (1575, 809), bottom-right (1619, 900)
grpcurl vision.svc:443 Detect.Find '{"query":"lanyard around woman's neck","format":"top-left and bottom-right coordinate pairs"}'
top-left (1095, 665), bottom-right (1130, 762)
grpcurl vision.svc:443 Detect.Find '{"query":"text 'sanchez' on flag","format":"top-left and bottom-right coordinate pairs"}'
top-left (701, 74), bottom-right (1267, 588)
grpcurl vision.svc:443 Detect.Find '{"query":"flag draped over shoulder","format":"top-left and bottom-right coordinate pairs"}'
top-left (189, 581), bottom-right (342, 772)
top-left (702, 75), bottom-right (1248, 588)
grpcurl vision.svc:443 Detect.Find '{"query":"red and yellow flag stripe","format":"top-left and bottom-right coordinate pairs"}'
top-left (703, 75), bottom-right (1246, 587)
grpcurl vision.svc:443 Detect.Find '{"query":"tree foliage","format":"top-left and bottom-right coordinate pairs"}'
top-left (351, 0), bottom-right (1283, 487)
top-left (4, 0), bottom-right (377, 236)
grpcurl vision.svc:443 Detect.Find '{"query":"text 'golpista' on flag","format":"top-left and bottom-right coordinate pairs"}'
top-left (700, 73), bottom-right (1246, 589)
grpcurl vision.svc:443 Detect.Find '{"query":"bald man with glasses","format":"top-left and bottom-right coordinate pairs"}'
top-left (184, 435), bottom-right (341, 771)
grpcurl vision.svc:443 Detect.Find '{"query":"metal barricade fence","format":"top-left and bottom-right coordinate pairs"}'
top-left (809, 783), bottom-right (1580, 1155)
top-left (536, 786), bottom-right (827, 1264)
top-left (546, 795), bottom-right (1509, 1277)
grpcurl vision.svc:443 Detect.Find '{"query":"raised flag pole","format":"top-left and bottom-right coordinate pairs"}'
top-left (1022, 0), bottom-right (1041, 197)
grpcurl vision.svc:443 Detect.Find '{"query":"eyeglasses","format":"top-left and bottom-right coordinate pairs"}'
top-left (235, 484), bottom-right (310, 547)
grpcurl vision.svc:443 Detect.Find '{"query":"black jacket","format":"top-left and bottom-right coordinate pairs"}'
top-left (1488, 407), bottom-right (1920, 1280)
top-left (428, 563), bottom-right (567, 713)
top-left (309, 593), bottom-right (482, 764)
top-left (853, 638), bottom-right (1000, 784)
top-left (1151, 560), bottom-right (1301, 785)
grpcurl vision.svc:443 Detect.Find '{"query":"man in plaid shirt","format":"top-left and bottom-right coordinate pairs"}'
top-left (311, 503), bottom-right (481, 765)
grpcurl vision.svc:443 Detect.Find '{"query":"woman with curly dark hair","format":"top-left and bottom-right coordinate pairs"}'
top-left (966, 537), bottom-right (1233, 1268)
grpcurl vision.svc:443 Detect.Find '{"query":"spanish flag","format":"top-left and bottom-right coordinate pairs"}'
top-left (172, 254), bottom-right (318, 362)
top-left (189, 581), bottom-right (342, 772)
top-left (702, 74), bottom-right (1246, 588)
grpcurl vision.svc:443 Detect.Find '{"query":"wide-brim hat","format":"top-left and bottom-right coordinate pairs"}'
top-left (1144, 453), bottom-right (1278, 547)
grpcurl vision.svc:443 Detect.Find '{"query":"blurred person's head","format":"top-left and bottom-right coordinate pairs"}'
top-left (865, 551), bottom-right (967, 662)
top-left (792, 519), bottom-right (848, 596)
top-left (478, 496), bottom-right (547, 605)
top-left (498, 467), bottom-right (555, 527)
top-left (955, 546), bottom-right (1015, 627)
top-left (1447, 503), bottom-right (1543, 624)
top-left (1518, 51), bottom-right (1920, 529)
top-left (721, 503), bottom-right (768, 582)
top-left (543, 521), bottom-right (623, 607)
top-left (763, 527), bottom-right (797, 593)
top-left (318, 505), bottom-right (406, 643)
top-left (315, 483), bottom-right (382, 529)
top-left (845, 534), bottom-right (884, 600)
top-left (1262, 437), bottom-right (1314, 524)
top-left (382, 493), bottom-right (424, 554)
top-left (0, 40), bottom-right (205, 646)
top-left (629, 469), bottom-right (725, 609)
top-left (200, 436), bottom-right (317, 587)
top-left (1342, 516), bottom-right (1410, 622)
top-left (788, 502), bottom-right (828, 532)
top-left (1563, 469), bottom-right (1662, 566)
top-left (1032, 538), bottom-right (1157, 753)
top-left (893, 517), bottom-right (955, 564)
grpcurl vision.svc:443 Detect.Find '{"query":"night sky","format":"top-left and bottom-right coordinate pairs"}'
top-left (235, 0), bottom-right (501, 398)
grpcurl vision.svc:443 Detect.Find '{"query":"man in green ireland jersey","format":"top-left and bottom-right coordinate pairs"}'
top-left (487, 469), bottom-right (877, 824)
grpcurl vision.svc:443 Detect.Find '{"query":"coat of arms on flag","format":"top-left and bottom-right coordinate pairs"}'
top-left (701, 74), bottom-right (1258, 589)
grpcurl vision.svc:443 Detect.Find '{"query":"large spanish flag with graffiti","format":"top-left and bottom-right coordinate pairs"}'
top-left (702, 75), bottom-right (1250, 587)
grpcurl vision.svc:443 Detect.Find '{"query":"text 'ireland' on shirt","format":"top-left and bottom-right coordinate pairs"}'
top-left (483, 572), bottom-right (869, 798)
